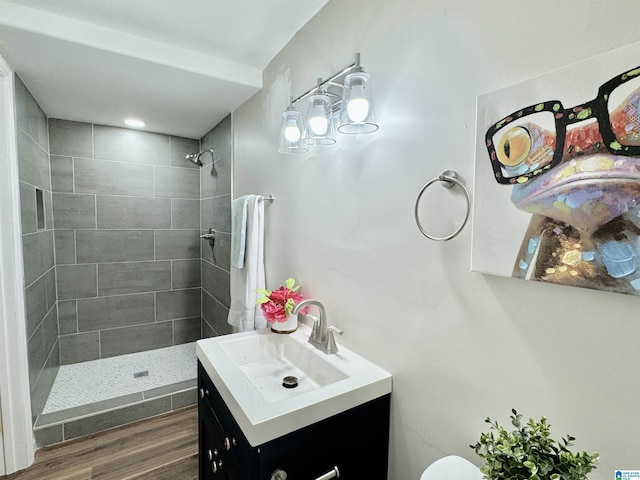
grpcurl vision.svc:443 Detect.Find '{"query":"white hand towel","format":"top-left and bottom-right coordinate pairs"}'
top-left (227, 195), bottom-right (267, 331)
top-left (231, 196), bottom-right (249, 269)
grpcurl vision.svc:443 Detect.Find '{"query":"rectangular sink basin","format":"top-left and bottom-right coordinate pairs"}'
top-left (220, 333), bottom-right (349, 403)
top-left (196, 322), bottom-right (392, 446)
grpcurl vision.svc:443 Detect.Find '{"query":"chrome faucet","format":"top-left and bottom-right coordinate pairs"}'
top-left (292, 299), bottom-right (343, 354)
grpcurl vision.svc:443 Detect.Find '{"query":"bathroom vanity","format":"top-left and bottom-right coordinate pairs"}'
top-left (196, 324), bottom-right (392, 479)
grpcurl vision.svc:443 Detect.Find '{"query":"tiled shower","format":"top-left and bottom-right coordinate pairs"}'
top-left (15, 74), bottom-right (232, 446)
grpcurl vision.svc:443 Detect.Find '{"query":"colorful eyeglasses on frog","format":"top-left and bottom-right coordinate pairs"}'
top-left (485, 65), bottom-right (640, 185)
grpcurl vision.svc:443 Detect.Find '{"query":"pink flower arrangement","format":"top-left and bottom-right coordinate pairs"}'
top-left (256, 278), bottom-right (306, 323)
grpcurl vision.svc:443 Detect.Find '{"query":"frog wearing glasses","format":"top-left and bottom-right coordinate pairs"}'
top-left (486, 67), bottom-right (640, 295)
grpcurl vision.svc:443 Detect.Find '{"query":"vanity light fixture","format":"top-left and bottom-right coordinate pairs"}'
top-left (277, 53), bottom-right (378, 154)
top-left (303, 79), bottom-right (337, 146)
top-left (338, 68), bottom-right (378, 134)
top-left (277, 102), bottom-right (308, 154)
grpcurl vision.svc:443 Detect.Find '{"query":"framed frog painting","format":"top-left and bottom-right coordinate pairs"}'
top-left (472, 41), bottom-right (640, 296)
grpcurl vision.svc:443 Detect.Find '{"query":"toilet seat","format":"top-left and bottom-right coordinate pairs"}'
top-left (420, 455), bottom-right (483, 480)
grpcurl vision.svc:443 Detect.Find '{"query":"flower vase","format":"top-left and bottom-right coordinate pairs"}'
top-left (270, 313), bottom-right (298, 334)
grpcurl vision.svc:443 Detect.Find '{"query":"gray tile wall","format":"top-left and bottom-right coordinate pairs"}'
top-left (15, 74), bottom-right (60, 423)
top-left (49, 118), bottom-right (203, 365)
top-left (200, 115), bottom-right (232, 337)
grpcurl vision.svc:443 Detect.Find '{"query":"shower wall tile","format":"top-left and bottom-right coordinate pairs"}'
top-left (171, 199), bottom-right (200, 229)
top-left (171, 259), bottom-right (201, 289)
top-left (154, 166), bottom-right (199, 199)
top-left (54, 230), bottom-right (76, 264)
top-left (199, 115), bottom-right (232, 339)
top-left (154, 229), bottom-right (200, 260)
top-left (25, 265), bottom-right (48, 338)
top-left (27, 310), bottom-right (58, 404)
top-left (77, 293), bottom-right (155, 332)
top-left (156, 288), bottom-right (201, 321)
top-left (200, 127), bottom-right (213, 149)
top-left (30, 342), bottom-right (60, 424)
top-left (49, 119), bottom-right (93, 158)
top-left (202, 260), bottom-right (230, 308)
top-left (201, 232), bottom-right (231, 271)
top-left (56, 264), bottom-right (97, 300)
top-left (15, 75), bottom-right (48, 147)
top-left (59, 332), bottom-right (100, 365)
top-left (200, 194), bottom-right (231, 233)
top-left (21, 233), bottom-right (41, 286)
top-left (22, 231), bottom-right (55, 286)
top-left (169, 136), bottom-right (200, 168)
top-left (17, 129), bottom-right (51, 190)
top-left (52, 193), bottom-right (96, 229)
top-left (20, 182), bottom-right (37, 235)
top-left (173, 317), bottom-right (201, 344)
top-left (200, 153), bottom-right (231, 197)
top-left (42, 307), bottom-right (59, 355)
top-left (16, 78), bottom-right (58, 425)
top-left (210, 115), bottom-right (231, 158)
top-left (94, 125), bottom-right (170, 165)
top-left (50, 156), bottom-right (74, 193)
top-left (57, 300), bottom-right (78, 335)
top-left (202, 290), bottom-right (232, 336)
top-left (76, 230), bottom-right (154, 263)
top-left (63, 397), bottom-right (171, 441)
top-left (27, 323), bottom-right (45, 390)
top-left (96, 196), bottom-right (171, 229)
top-left (44, 190), bottom-right (54, 230)
top-left (45, 268), bottom-right (56, 311)
top-left (74, 158), bottom-right (153, 196)
top-left (202, 318), bottom-right (216, 338)
top-left (100, 322), bottom-right (173, 358)
top-left (98, 261), bottom-right (171, 296)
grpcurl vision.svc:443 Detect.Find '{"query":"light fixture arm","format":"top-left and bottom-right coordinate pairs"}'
top-left (289, 53), bottom-right (362, 106)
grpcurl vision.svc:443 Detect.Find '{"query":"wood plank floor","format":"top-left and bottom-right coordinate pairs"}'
top-left (2, 406), bottom-right (198, 480)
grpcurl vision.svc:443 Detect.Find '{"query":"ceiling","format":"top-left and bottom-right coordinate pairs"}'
top-left (0, 0), bottom-right (329, 139)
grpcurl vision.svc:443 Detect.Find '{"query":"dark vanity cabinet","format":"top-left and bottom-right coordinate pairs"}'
top-left (198, 361), bottom-right (391, 480)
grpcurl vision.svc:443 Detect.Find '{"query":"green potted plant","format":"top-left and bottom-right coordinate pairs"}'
top-left (470, 409), bottom-right (599, 480)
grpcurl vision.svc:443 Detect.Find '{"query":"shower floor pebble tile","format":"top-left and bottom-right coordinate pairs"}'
top-left (43, 343), bottom-right (196, 414)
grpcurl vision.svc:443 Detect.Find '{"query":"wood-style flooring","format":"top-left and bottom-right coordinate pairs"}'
top-left (2, 406), bottom-right (198, 480)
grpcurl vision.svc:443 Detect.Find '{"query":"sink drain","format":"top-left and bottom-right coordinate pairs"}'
top-left (282, 376), bottom-right (299, 389)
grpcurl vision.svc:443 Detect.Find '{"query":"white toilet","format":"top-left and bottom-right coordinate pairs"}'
top-left (420, 455), bottom-right (483, 480)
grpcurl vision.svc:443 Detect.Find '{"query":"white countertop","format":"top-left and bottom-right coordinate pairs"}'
top-left (196, 323), bottom-right (392, 446)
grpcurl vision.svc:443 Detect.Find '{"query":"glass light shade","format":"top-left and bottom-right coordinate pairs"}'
top-left (338, 71), bottom-right (378, 134)
top-left (278, 107), bottom-right (308, 154)
top-left (303, 94), bottom-right (336, 145)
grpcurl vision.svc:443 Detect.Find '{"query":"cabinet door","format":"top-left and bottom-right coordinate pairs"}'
top-left (200, 412), bottom-right (225, 480)
top-left (199, 363), bottom-right (254, 480)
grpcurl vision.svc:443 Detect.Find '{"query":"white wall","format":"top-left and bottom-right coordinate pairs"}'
top-left (233, 1), bottom-right (640, 478)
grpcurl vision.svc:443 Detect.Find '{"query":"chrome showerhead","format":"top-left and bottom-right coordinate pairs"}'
top-left (185, 153), bottom-right (204, 167)
top-left (186, 149), bottom-right (215, 167)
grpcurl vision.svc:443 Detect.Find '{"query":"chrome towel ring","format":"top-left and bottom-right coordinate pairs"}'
top-left (414, 170), bottom-right (470, 241)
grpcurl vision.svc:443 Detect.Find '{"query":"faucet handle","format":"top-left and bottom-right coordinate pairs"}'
top-left (328, 326), bottom-right (343, 336)
top-left (325, 326), bottom-right (343, 354)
